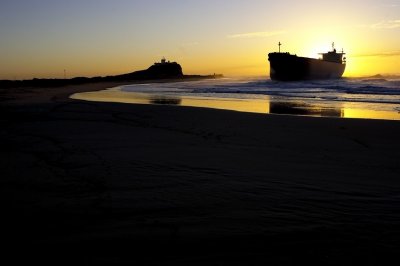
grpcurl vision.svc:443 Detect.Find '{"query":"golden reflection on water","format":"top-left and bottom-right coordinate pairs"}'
top-left (71, 89), bottom-right (270, 114)
top-left (71, 89), bottom-right (400, 121)
top-left (342, 105), bottom-right (400, 120)
top-left (181, 97), bottom-right (269, 113)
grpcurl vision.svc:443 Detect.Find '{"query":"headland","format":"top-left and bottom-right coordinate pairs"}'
top-left (0, 58), bottom-right (222, 89)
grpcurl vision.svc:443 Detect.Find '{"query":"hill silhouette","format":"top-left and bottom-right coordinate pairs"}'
top-left (113, 58), bottom-right (183, 80)
top-left (0, 59), bottom-right (222, 89)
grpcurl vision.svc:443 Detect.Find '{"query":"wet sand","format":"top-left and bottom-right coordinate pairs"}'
top-left (1, 82), bottom-right (400, 265)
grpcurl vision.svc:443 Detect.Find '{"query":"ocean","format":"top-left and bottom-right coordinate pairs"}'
top-left (72, 76), bottom-right (400, 120)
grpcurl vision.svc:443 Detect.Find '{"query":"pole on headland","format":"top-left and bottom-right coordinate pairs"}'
top-left (278, 42), bottom-right (282, 53)
top-left (64, 69), bottom-right (66, 79)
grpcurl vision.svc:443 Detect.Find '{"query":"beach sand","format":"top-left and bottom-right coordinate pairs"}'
top-left (1, 82), bottom-right (400, 265)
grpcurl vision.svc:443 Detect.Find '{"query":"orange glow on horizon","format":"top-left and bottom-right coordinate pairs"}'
top-left (1, 1), bottom-right (399, 80)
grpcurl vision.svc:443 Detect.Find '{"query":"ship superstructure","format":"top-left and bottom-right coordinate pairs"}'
top-left (268, 43), bottom-right (346, 81)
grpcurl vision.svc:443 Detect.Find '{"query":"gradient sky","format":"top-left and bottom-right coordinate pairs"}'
top-left (1, 0), bottom-right (399, 79)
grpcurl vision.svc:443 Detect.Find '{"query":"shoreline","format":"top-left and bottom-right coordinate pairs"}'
top-left (3, 77), bottom-right (400, 121)
top-left (2, 81), bottom-right (400, 264)
top-left (0, 76), bottom-right (221, 105)
top-left (70, 80), bottom-right (400, 121)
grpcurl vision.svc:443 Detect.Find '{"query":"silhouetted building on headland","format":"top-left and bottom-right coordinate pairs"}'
top-left (147, 57), bottom-right (183, 78)
top-left (116, 58), bottom-right (183, 80)
top-left (268, 42), bottom-right (346, 81)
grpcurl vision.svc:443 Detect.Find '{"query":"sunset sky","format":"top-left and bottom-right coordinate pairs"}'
top-left (1, 0), bottom-right (399, 79)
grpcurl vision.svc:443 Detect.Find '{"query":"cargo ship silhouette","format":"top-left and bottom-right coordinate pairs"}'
top-left (268, 42), bottom-right (346, 81)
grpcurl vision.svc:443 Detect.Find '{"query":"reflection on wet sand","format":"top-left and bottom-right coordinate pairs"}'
top-left (149, 97), bottom-right (182, 105)
top-left (71, 89), bottom-right (400, 120)
top-left (269, 102), bottom-right (343, 117)
top-left (342, 105), bottom-right (400, 120)
top-left (71, 90), bottom-right (270, 114)
top-left (180, 97), bottom-right (269, 113)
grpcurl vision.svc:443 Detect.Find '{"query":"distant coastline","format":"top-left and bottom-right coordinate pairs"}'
top-left (0, 59), bottom-right (223, 89)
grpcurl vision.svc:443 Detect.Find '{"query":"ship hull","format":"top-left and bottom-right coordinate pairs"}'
top-left (268, 53), bottom-right (345, 81)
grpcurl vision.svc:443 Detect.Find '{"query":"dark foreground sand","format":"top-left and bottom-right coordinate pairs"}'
top-left (1, 83), bottom-right (400, 265)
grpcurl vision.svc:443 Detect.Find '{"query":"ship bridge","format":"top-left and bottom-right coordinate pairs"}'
top-left (319, 43), bottom-right (346, 64)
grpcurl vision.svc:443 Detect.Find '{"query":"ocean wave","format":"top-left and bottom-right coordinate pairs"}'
top-left (120, 77), bottom-right (400, 106)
